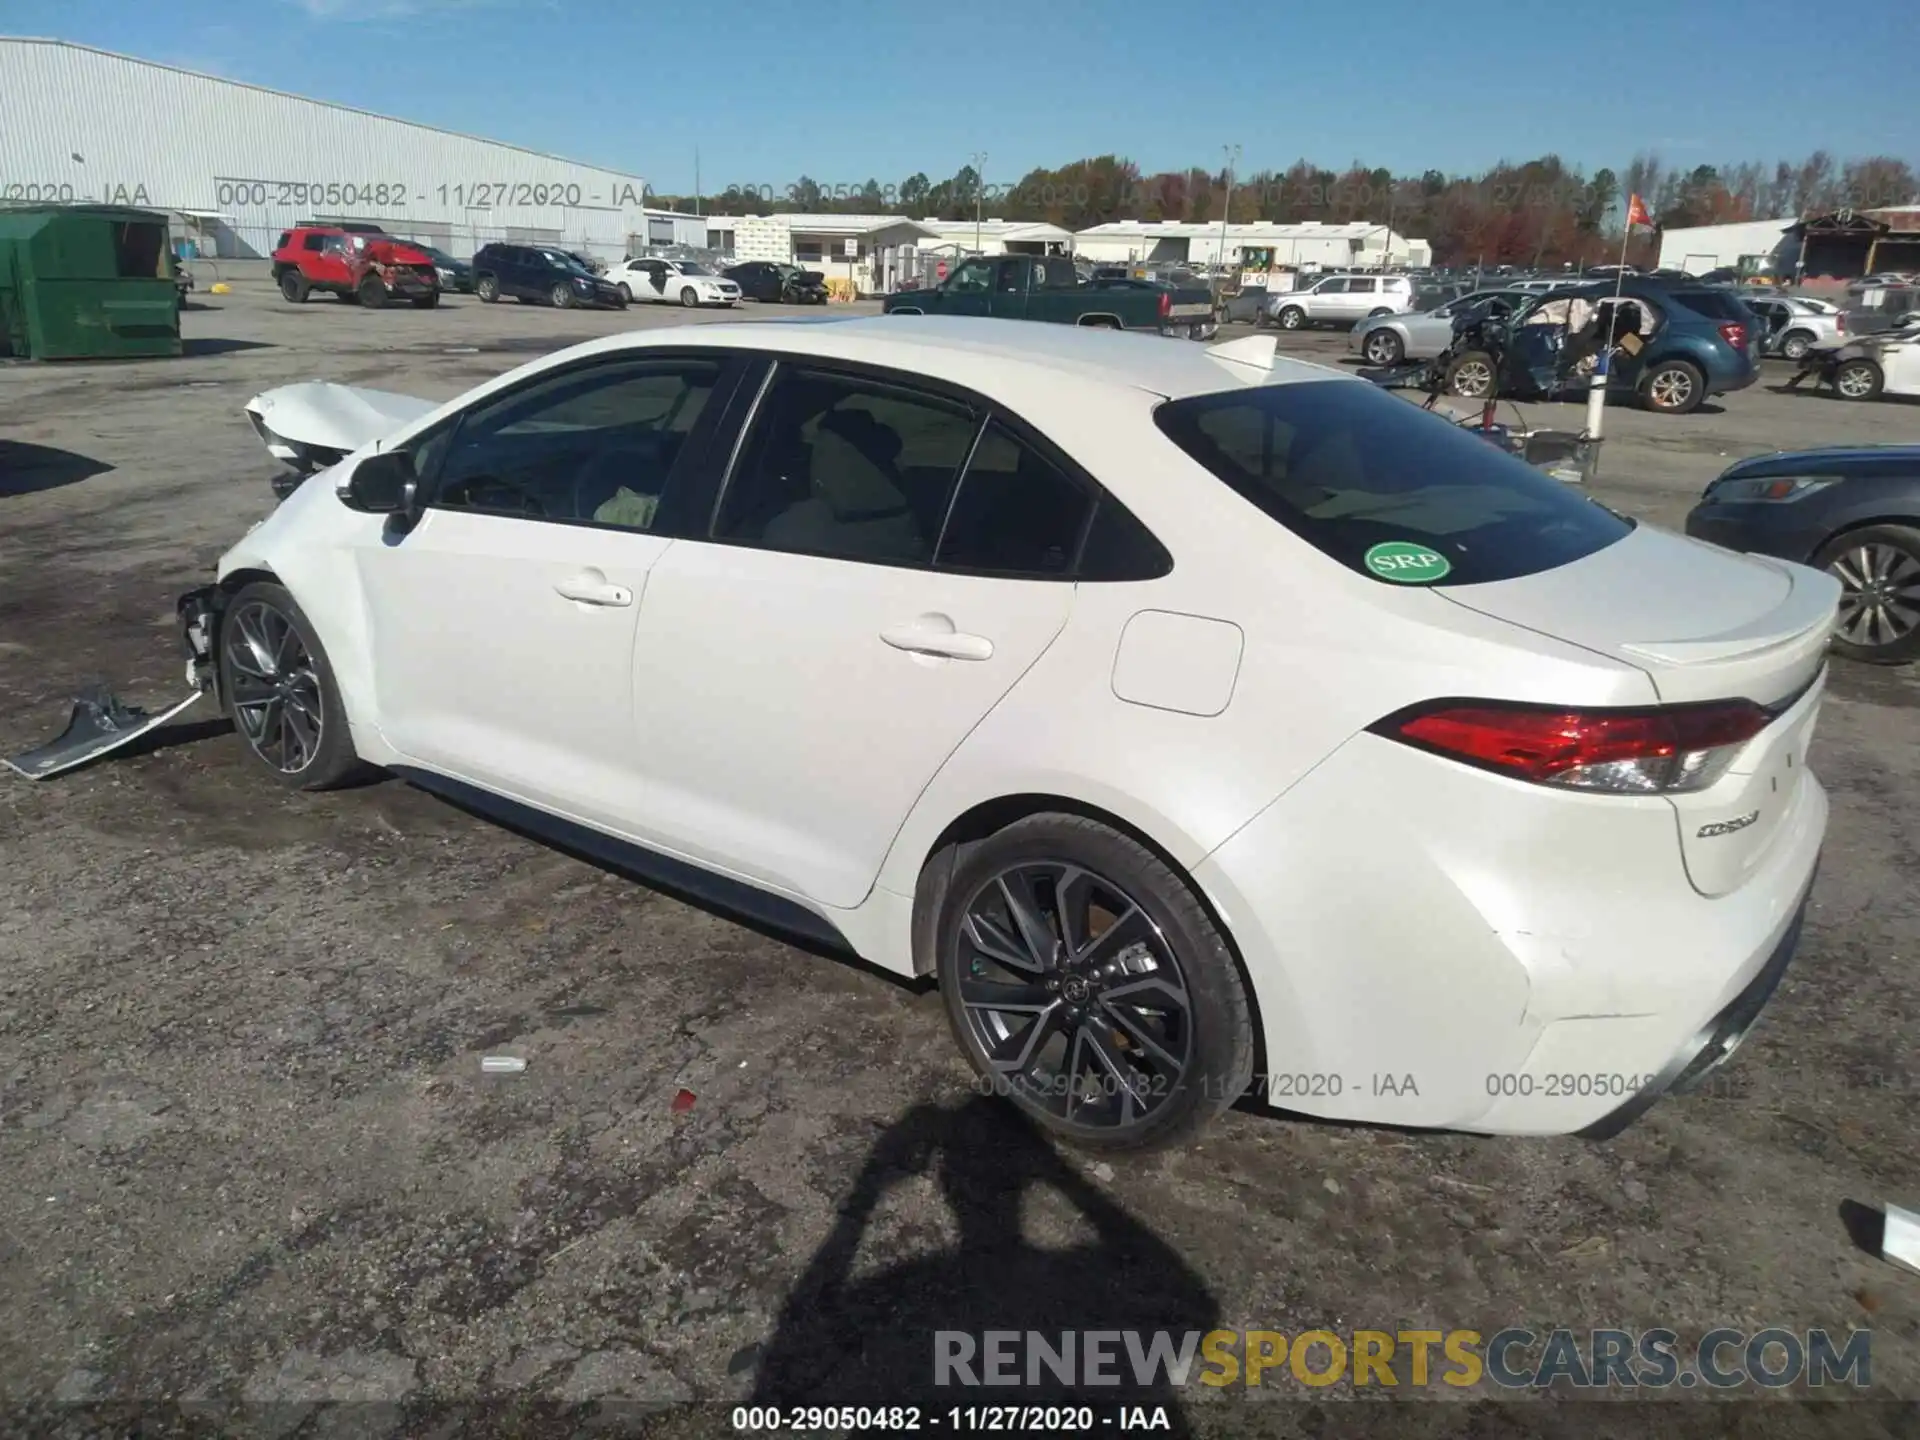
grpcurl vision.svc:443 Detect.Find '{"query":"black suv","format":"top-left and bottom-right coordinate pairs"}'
top-left (471, 243), bottom-right (628, 309)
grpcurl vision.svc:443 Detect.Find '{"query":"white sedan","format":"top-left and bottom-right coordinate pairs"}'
top-left (604, 256), bottom-right (740, 307)
top-left (179, 317), bottom-right (1834, 1152)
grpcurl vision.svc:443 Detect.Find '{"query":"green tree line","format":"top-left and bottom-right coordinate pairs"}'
top-left (651, 151), bottom-right (1916, 267)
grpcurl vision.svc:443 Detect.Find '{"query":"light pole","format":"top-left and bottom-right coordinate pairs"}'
top-left (1218, 143), bottom-right (1240, 302)
top-left (971, 151), bottom-right (988, 253)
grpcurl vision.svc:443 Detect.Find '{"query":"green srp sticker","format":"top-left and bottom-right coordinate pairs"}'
top-left (1364, 541), bottom-right (1452, 583)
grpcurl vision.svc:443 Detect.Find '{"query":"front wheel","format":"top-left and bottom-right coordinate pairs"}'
top-left (355, 275), bottom-right (387, 309)
top-left (411, 291), bottom-right (439, 309)
top-left (475, 275), bottom-right (499, 303)
top-left (550, 283), bottom-right (572, 309)
top-left (1835, 358), bottom-right (1884, 401)
top-left (617, 282), bottom-right (632, 303)
top-left (936, 813), bottom-right (1255, 1153)
top-left (1818, 525), bottom-right (1920, 664)
top-left (1639, 359), bottom-right (1703, 414)
top-left (1445, 349), bottom-right (1496, 399)
top-left (218, 582), bottom-right (367, 791)
top-left (1276, 306), bottom-right (1305, 330)
top-left (1362, 328), bottom-right (1405, 365)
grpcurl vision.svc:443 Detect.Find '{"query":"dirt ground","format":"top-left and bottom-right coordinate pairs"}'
top-left (3, 279), bottom-right (1920, 1438)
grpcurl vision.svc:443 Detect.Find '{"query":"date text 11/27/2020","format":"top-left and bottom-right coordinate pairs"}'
top-left (209, 179), bottom-right (652, 211)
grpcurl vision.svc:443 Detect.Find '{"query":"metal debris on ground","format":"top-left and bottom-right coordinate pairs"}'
top-left (480, 1056), bottom-right (527, 1074)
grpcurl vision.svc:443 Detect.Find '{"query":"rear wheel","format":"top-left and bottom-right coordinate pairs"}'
top-left (1817, 525), bottom-right (1920, 664)
top-left (1276, 305), bottom-right (1305, 330)
top-left (1780, 329), bottom-right (1815, 361)
top-left (1367, 306), bottom-right (1393, 318)
top-left (356, 275), bottom-right (387, 309)
top-left (1639, 359), bottom-right (1703, 414)
top-left (1362, 328), bottom-right (1405, 365)
top-left (1835, 358), bottom-right (1884, 401)
top-left (936, 814), bottom-right (1255, 1153)
top-left (617, 282), bottom-right (632, 303)
top-left (475, 274), bottom-right (499, 303)
top-left (278, 270), bottom-right (310, 304)
top-left (218, 583), bottom-right (367, 791)
top-left (550, 282), bottom-right (572, 309)
top-left (680, 286), bottom-right (699, 307)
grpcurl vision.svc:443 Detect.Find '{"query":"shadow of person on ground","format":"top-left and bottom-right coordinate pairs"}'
top-left (747, 1096), bottom-right (1217, 1433)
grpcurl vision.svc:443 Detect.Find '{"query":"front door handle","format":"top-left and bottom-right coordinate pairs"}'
top-left (554, 570), bottom-right (632, 607)
top-left (880, 622), bottom-right (993, 661)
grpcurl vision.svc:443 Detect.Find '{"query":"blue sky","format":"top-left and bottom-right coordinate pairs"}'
top-left (9, 0), bottom-right (1916, 197)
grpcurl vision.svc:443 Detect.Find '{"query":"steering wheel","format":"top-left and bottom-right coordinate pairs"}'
top-left (444, 471), bottom-right (547, 516)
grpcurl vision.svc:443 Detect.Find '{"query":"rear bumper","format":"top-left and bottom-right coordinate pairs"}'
top-left (1191, 727), bottom-right (1828, 1136)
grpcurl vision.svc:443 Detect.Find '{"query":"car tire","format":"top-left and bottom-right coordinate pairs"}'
top-left (356, 276), bottom-right (387, 309)
top-left (218, 582), bottom-right (368, 792)
top-left (1276, 306), bottom-right (1306, 330)
top-left (1445, 349), bottom-right (1496, 399)
top-left (1834, 358), bottom-right (1884, 401)
top-left (550, 283), bottom-right (572, 309)
top-left (1639, 359), bottom-right (1704, 414)
top-left (476, 275), bottom-right (499, 303)
top-left (411, 292), bottom-right (439, 309)
top-left (617, 282), bottom-right (632, 303)
top-left (1367, 306), bottom-right (1393, 318)
top-left (278, 270), bottom-right (309, 304)
top-left (1362, 329), bottom-right (1405, 365)
top-left (936, 812), bottom-right (1256, 1153)
top-left (1780, 329), bottom-right (1815, 361)
top-left (1816, 525), bottom-right (1920, 664)
top-left (680, 286), bottom-right (699, 307)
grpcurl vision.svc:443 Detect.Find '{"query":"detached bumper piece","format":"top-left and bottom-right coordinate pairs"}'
top-left (1577, 881), bottom-right (1813, 1140)
top-left (3, 685), bottom-right (204, 780)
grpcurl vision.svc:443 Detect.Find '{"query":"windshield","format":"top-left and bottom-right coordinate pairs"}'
top-left (542, 251), bottom-right (595, 276)
top-left (676, 261), bottom-right (714, 276)
top-left (1153, 380), bottom-right (1631, 586)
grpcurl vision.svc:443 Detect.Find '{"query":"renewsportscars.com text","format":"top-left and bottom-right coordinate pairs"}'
top-left (934, 1327), bottom-right (1871, 1391)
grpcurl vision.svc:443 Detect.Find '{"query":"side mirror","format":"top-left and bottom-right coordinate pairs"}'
top-left (339, 449), bottom-right (417, 516)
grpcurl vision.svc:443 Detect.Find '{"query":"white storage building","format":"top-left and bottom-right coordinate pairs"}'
top-left (1071, 219), bottom-right (1430, 270)
top-left (709, 213), bottom-right (946, 293)
top-left (0, 37), bottom-right (654, 261)
top-left (1655, 217), bottom-right (1798, 276)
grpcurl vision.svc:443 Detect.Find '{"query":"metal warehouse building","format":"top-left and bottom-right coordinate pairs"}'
top-left (0, 37), bottom-right (686, 261)
top-left (1071, 219), bottom-right (1429, 270)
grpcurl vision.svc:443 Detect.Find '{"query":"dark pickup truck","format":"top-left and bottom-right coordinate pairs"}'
top-left (883, 254), bottom-right (1218, 338)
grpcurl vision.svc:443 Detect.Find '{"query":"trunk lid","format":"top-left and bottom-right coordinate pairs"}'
top-left (1439, 524), bottom-right (1839, 707)
top-left (1441, 524), bottom-right (1838, 898)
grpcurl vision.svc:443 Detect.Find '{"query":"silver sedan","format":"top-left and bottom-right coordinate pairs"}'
top-left (1347, 289), bottom-right (1528, 366)
top-left (1743, 294), bottom-right (1848, 360)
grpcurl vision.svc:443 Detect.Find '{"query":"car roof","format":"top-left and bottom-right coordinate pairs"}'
top-left (548, 315), bottom-right (1358, 401)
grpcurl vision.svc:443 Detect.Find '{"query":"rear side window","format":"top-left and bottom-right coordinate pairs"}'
top-left (1153, 380), bottom-right (1631, 586)
top-left (935, 420), bottom-right (1094, 576)
top-left (1672, 289), bottom-right (1754, 321)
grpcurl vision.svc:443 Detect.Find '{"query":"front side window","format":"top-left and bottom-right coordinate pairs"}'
top-left (949, 259), bottom-right (995, 293)
top-left (1153, 379), bottom-right (1631, 586)
top-left (935, 420), bottom-right (1094, 577)
top-left (1314, 277), bottom-right (1348, 294)
top-left (427, 357), bottom-right (723, 529)
top-left (713, 368), bottom-right (980, 565)
top-left (302, 233), bottom-right (327, 252)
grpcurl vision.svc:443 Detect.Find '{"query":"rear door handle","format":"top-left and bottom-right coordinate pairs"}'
top-left (880, 623), bottom-right (993, 661)
top-left (554, 570), bottom-right (632, 607)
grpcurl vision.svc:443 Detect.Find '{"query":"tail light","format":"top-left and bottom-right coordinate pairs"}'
top-left (1719, 321), bottom-right (1748, 350)
top-left (1372, 699), bottom-right (1773, 794)
top-left (1836, 313), bottom-right (1847, 333)
top-left (1158, 290), bottom-right (1171, 319)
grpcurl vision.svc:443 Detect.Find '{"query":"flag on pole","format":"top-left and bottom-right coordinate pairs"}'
top-left (1625, 193), bottom-right (1652, 230)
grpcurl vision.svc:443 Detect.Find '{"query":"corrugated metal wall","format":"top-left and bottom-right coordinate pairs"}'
top-left (0, 39), bottom-right (650, 260)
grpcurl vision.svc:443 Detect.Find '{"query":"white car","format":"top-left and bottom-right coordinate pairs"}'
top-left (1800, 314), bottom-right (1920, 400)
top-left (1265, 274), bottom-right (1416, 330)
top-left (182, 317), bottom-right (1835, 1152)
top-left (605, 256), bottom-right (741, 308)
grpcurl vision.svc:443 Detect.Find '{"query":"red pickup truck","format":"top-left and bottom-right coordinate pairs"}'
top-left (271, 226), bottom-right (441, 308)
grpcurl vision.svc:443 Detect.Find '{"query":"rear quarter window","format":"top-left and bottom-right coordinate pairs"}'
top-left (1153, 380), bottom-right (1632, 586)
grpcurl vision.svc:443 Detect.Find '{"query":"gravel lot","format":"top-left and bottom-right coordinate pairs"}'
top-left (3, 279), bottom-right (1920, 1436)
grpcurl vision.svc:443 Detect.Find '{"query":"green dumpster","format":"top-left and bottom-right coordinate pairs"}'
top-left (0, 205), bottom-right (182, 360)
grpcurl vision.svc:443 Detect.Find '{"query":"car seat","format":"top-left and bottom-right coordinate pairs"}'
top-left (763, 406), bottom-right (923, 560)
top-left (572, 435), bottom-right (671, 525)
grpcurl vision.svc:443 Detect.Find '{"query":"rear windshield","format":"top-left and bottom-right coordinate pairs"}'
top-left (1153, 380), bottom-right (1632, 586)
